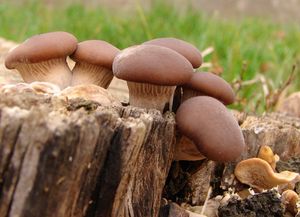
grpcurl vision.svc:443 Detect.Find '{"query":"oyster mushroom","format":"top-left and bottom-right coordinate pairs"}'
top-left (181, 72), bottom-right (235, 104)
top-left (143, 37), bottom-right (202, 68)
top-left (176, 96), bottom-right (245, 162)
top-left (112, 44), bottom-right (194, 112)
top-left (234, 158), bottom-right (300, 191)
top-left (70, 40), bottom-right (120, 88)
top-left (5, 31), bottom-right (77, 89)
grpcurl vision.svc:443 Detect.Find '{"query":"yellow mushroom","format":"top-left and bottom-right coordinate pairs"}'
top-left (257, 145), bottom-right (279, 170)
top-left (281, 189), bottom-right (299, 215)
top-left (234, 158), bottom-right (300, 191)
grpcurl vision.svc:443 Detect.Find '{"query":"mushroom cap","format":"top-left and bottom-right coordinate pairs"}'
top-left (5, 31), bottom-right (77, 69)
top-left (257, 145), bottom-right (279, 170)
top-left (234, 158), bottom-right (300, 190)
top-left (70, 40), bottom-right (120, 69)
top-left (175, 96), bottom-right (245, 162)
top-left (281, 190), bottom-right (299, 215)
top-left (143, 37), bottom-right (202, 68)
top-left (183, 72), bottom-right (235, 105)
top-left (113, 45), bottom-right (194, 85)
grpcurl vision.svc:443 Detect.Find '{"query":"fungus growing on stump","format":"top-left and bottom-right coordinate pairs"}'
top-left (5, 31), bottom-right (77, 89)
top-left (143, 37), bottom-right (202, 68)
top-left (257, 145), bottom-right (279, 171)
top-left (281, 189), bottom-right (299, 215)
top-left (175, 96), bottom-right (245, 162)
top-left (174, 136), bottom-right (205, 161)
top-left (181, 72), bottom-right (235, 104)
top-left (70, 40), bottom-right (120, 88)
top-left (234, 158), bottom-right (300, 191)
top-left (112, 44), bottom-right (194, 112)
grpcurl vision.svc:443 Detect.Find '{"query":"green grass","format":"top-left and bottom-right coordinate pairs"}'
top-left (1, 0), bottom-right (300, 113)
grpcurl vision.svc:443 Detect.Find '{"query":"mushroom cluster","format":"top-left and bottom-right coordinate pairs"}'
top-left (4, 32), bottom-right (245, 163)
top-left (4, 31), bottom-right (120, 103)
top-left (233, 146), bottom-right (300, 216)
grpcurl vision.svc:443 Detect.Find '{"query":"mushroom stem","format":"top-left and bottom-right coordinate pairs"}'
top-left (127, 81), bottom-right (175, 112)
top-left (15, 58), bottom-right (72, 89)
top-left (181, 87), bottom-right (204, 102)
top-left (174, 136), bottom-right (206, 161)
top-left (71, 62), bottom-right (113, 88)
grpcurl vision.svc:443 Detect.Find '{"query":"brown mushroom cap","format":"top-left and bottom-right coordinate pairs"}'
top-left (143, 37), bottom-right (202, 68)
top-left (113, 45), bottom-right (194, 85)
top-left (235, 158), bottom-right (300, 190)
top-left (182, 72), bottom-right (235, 105)
top-left (281, 190), bottom-right (299, 215)
top-left (70, 40), bottom-right (120, 69)
top-left (175, 96), bottom-right (245, 162)
top-left (257, 145), bottom-right (279, 171)
top-left (5, 31), bottom-right (77, 69)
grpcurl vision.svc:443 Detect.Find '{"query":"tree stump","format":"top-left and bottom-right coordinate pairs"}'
top-left (1, 85), bottom-right (300, 217)
top-left (0, 90), bottom-right (176, 217)
top-left (163, 111), bottom-right (300, 210)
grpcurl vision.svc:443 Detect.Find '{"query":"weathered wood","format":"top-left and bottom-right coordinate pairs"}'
top-left (163, 111), bottom-right (300, 207)
top-left (0, 90), bottom-right (175, 217)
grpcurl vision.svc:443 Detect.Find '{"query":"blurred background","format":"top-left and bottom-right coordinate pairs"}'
top-left (1, 0), bottom-right (300, 113)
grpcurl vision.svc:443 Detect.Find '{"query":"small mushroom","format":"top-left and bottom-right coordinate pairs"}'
top-left (70, 40), bottom-right (120, 88)
top-left (281, 189), bottom-right (299, 215)
top-left (58, 84), bottom-right (121, 106)
top-left (176, 96), bottom-right (245, 162)
top-left (257, 145), bottom-right (279, 171)
top-left (112, 45), bottom-right (194, 112)
top-left (234, 158), bottom-right (300, 191)
top-left (181, 72), bottom-right (235, 105)
top-left (143, 37), bottom-right (202, 68)
top-left (5, 31), bottom-right (77, 89)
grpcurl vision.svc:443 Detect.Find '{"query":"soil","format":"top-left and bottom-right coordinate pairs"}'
top-left (218, 190), bottom-right (284, 217)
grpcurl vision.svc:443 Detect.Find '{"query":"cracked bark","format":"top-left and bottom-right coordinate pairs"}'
top-left (0, 90), bottom-right (175, 217)
top-left (163, 111), bottom-right (300, 209)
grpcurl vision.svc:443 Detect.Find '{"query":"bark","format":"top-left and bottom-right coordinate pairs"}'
top-left (164, 111), bottom-right (300, 206)
top-left (1, 83), bottom-right (300, 217)
top-left (0, 90), bottom-right (175, 217)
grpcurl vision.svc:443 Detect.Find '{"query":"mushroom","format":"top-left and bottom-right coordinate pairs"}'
top-left (281, 189), bottom-right (299, 215)
top-left (257, 145), bottom-right (279, 171)
top-left (181, 72), bottom-right (235, 105)
top-left (175, 96), bottom-right (245, 162)
top-left (112, 44), bottom-right (194, 112)
top-left (58, 84), bottom-right (121, 106)
top-left (70, 40), bottom-right (120, 88)
top-left (143, 37), bottom-right (202, 68)
top-left (234, 158), bottom-right (300, 191)
top-left (174, 136), bottom-right (206, 161)
top-left (5, 31), bottom-right (77, 89)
